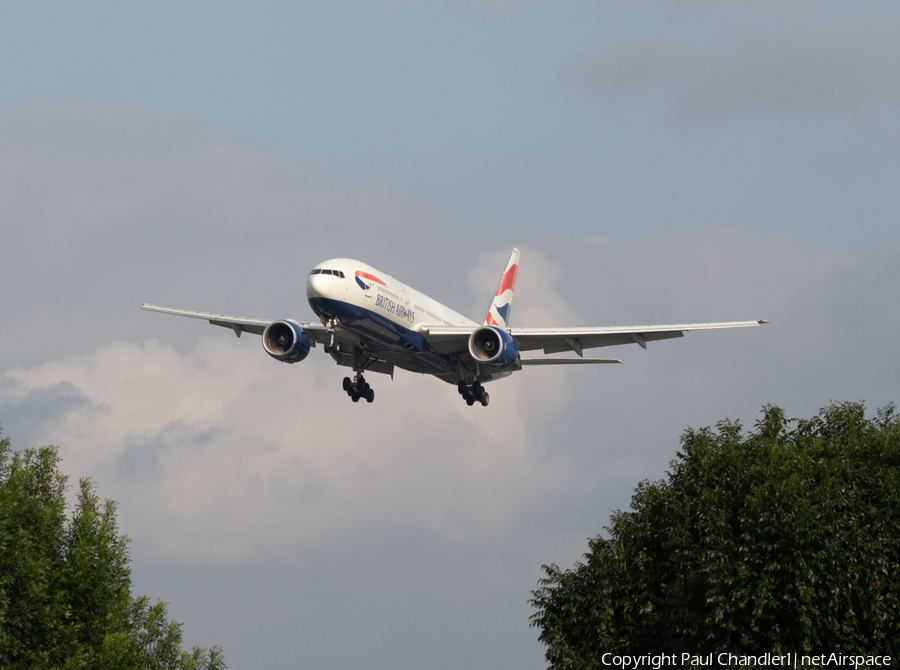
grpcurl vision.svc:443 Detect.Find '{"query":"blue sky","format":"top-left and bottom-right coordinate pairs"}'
top-left (1, 1), bottom-right (899, 668)
top-left (5, 0), bottom-right (897, 250)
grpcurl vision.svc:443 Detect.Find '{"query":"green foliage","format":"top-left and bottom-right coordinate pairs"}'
top-left (0, 424), bottom-right (226, 670)
top-left (531, 403), bottom-right (900, 665)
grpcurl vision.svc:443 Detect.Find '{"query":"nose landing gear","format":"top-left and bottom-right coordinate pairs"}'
top-left (344, 375), bottom-right (375, 403)
top-left (458, 381), bottom-right (489, 407)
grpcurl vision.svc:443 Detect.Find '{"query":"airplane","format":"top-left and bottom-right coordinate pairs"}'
top-left (142, 248), bottom-right (766, 407)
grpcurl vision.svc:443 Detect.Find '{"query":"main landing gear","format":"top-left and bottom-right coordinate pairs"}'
top-left (458, 381), bottom-right (489, 407)
top-left (344, 375), bottom-right (374, 403)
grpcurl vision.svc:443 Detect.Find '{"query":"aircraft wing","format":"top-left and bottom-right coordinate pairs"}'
top-left (140, 304), bottom-right (332, 344)
top-left (421, 320), bottom-right (767, 357)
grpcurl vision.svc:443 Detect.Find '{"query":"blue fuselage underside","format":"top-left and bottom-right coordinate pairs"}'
top-left (309, 296), bottom-right (474, 381)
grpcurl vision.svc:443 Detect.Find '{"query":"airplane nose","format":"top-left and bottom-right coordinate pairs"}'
top-left (306, 274), bottom-right (331, 299)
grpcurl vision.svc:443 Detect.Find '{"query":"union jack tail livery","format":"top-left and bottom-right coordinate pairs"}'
top-left (484, 248), bottom-right (520, 328)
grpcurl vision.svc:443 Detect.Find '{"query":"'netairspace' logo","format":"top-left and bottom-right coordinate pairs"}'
top-left (599, 653), bottom-right (893, 669)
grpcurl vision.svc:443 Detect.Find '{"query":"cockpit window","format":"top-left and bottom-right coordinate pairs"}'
top-left (309, 269), bottom-right (345, 278)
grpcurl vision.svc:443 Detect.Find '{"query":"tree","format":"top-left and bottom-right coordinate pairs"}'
top-left (531, 403), bottom-right (900, 664)
top-left (0, 424), bottom-right (226, 669)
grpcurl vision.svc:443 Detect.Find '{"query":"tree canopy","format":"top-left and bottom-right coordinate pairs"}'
top-left (531, 402), bottom-right (900, 664)
top-left (0, 425), bottom-right (226, 670)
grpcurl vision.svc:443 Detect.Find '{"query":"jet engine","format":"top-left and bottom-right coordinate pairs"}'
top-left (262, 320), bottom-right (311, 363)
top-left (468, 325), bottom-right (519, 369)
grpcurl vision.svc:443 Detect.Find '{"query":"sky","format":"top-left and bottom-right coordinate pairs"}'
top-left (1, 1), bottom-right (899, 668)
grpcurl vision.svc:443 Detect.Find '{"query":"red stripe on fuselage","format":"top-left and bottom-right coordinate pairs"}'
top-left (356, 271), bottom-right (386, 285)
top-left (495, 264), bottom-right (518, 296)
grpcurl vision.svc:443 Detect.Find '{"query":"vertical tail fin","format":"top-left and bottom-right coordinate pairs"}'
top-left (483, 248), bottom-right (520, 328)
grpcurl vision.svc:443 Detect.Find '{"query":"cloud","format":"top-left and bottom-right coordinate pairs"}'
top-left (1, 275), bottom-right (585, 586)
top-left (2, 97), bottom-right (898, 669)
top-left (0, 100), bottom-right (591, 588)
top-left (1, 100), bottom-right (435, 248)
top-left (3, 224), bottom-right (899, 668)
top-left (466, 246), bottom-right (576, 327)
top-left (513, 229), bottom-right (900, 518)
top-left (5, 227), bottom-right (898, 573)
top-left (569, 227), bottom-right (900, 406)
top-left (559, 6), bottom-right (900, 125)
top-left (0, 100), bottom-right (438, 371)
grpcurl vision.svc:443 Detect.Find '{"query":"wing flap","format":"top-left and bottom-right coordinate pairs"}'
top-left (141, 303), bottom-right (332, 345)
top-left (513, 320), bottom-right (765, 355)
top-left (420, 320), bottom-right (765, 357)
top-left (209, 320), bottom-right (266, 337)
top-left (538, 330), bottom-right (684, 354)
top-left (142, 304), bottom-right (273, 328)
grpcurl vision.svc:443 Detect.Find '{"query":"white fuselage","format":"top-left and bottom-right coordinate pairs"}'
top-left (305, 258), bottom-right (493, 383)
top-left (306, 258), bottom-right (476, 332)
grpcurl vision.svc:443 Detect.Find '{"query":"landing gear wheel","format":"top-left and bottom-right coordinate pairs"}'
top-left (457, 381), bottom-right (467, 395)
top-left (345, 372), bottom-right (374, 403)
top-left (466, 396), bottom-right (475, 406)
top-left (480, 392), bottom-right (490, 407)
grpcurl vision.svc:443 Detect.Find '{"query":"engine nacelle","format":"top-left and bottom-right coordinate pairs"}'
top-left (262, 320), bottom-right (311, 363)
top-left (468, 325), bottom-right (519, 370)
